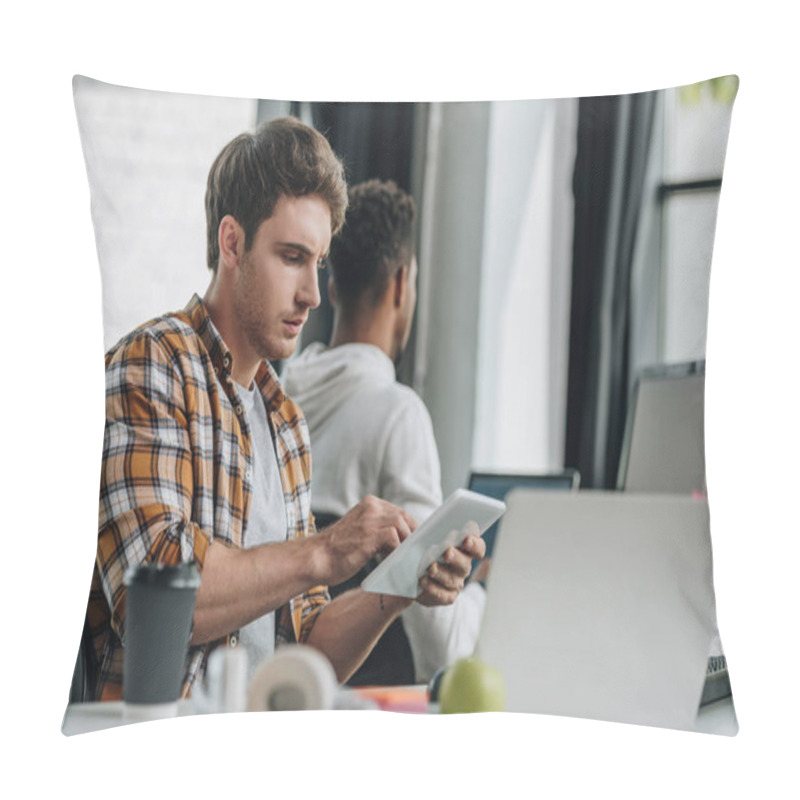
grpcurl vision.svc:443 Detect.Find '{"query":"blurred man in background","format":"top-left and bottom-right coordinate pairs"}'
top-left (284, 179), bottom-right (486, 685)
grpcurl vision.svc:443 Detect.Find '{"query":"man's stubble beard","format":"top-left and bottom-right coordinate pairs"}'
top-left (232, 257), bottom-right (276, 362)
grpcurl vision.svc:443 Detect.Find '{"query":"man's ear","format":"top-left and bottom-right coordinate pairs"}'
top-left (218, 215), bottom-right (245, 271)
top-left (393, 264), bottom-right (409, 309)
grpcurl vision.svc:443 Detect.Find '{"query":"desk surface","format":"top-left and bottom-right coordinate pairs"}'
top-left (62, 692), bottom-right (737, 737)
top-left (62, 700), bottom-right (195, 736)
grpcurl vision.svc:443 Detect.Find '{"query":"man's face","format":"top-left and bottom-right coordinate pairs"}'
top-left (233, 194), bottom-right (331, 362)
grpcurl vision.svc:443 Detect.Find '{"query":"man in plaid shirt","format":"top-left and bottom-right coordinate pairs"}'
top-left (85, 116), bottom-right (485, 701)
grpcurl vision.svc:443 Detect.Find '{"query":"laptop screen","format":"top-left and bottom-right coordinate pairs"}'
top-left (617, 361), bottom-right (706, 494)
top-left (467, 471), bottom-right (578, 560)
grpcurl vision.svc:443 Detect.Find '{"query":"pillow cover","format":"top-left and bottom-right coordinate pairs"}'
top-left (65, 74), bottom-right (737, 736)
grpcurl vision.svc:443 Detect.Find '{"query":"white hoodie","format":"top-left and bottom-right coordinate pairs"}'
top-left (283, 341), bottom-right (485, 681)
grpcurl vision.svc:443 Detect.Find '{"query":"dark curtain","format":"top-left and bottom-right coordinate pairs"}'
top-left (312, 102), bottom-right (416, 190)
top-left (564, 91), bottom-right (657, 488)
top-left (297, 102), bottom-right (418, 350)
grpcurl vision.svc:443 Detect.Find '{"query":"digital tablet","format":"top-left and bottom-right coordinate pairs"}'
top-left (361, 488), bottom-right (507, 598)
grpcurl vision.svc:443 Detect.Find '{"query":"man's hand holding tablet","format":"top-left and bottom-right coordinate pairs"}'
top-left (415, 522), bottom-right (487, 606)
top-left (361, 489), bottom-right (506, 600)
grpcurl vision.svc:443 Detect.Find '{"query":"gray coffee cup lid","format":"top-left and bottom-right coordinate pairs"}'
top-left (124, 562), bottom-right (201, 589)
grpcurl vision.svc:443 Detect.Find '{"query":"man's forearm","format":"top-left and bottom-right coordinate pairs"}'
top-left (305, 589), bottom-right (413, 683)
top-left (190, 495), bottom-right (416, 646)
top-left (195, 535), bottom-right (414, 683)
top-left (190, 536), bottom-right (324, 645)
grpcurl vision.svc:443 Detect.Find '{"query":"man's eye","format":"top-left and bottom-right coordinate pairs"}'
top-left (283, 252), bottom-right (303, 264)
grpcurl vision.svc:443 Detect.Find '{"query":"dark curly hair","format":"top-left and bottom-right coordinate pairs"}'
top-left (328, 179), bottom-right (416, 310)
top-left (205, 116), bottom-right (348, 272)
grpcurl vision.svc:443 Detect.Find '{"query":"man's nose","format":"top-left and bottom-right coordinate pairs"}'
top-left (298, 265), bottom-right (321, 309)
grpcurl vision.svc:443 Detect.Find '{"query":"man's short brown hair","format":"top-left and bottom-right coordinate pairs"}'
top-left (329, 179), bottom-right (416, 310)
top-left (205, 116), bottom-right (348, 271)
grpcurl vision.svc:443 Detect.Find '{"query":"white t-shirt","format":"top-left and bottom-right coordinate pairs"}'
top-left (283, 342), bottom-right (485, 682)
top-left (234, 380), bottom-right (288, 685)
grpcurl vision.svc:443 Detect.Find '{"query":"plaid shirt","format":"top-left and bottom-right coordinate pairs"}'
top-left (86, 294), bottom-right (329, 701)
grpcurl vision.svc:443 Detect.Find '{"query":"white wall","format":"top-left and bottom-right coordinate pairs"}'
top-left (73, 77), bottom-right (257, 350)
top-left (472, 99), bottom-right (577, 474)
top-left (412, 99), bottom-right (578, 491)
top-left (413, 102), bottom-right (492, 496)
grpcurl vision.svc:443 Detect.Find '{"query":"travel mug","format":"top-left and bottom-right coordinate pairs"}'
top-left (122, 562), bottom-right (201, 721)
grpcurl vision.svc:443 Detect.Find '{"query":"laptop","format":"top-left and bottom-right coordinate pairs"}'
top-left (474, 489), bottom-right (736, 733)
top-left (617, 360), bottom-right (706, 494)
top-left (615, 361), bottom-right (731, 703)
top-left (467, 470), bottom-right (579, 563)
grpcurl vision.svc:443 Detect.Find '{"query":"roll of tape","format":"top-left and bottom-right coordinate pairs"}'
top-left (246, 645), bottom-right (338, 712)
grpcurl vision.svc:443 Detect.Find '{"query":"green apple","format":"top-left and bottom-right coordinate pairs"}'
top-left (439, 657), bottom-right (506, 713)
